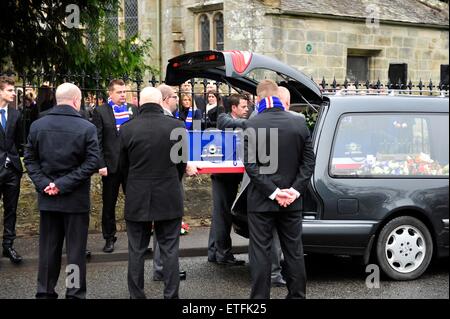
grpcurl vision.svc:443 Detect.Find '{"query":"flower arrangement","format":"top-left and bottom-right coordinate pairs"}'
top-left (356, 153), bottom-right (449, 176)
top-left (181, 222), bottom-right (190, 235)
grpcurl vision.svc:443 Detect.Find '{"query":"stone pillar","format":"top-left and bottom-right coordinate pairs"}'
top-left (224, 0), bottom-right (271, 54)
top-left (139, 0), bottom-right (160, 76)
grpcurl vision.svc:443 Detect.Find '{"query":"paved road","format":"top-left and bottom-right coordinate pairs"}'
top-left (0, 254), bottom-right (447, 299)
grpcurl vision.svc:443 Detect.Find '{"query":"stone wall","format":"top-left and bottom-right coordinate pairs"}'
top-left (275, 15), bottom-right (449, 83)
top-left (139, 0), bottom-right (448, 84)
top-left (224, 0), bottom-right (267, 54)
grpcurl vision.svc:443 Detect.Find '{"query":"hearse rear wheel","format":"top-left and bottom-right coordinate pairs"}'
top-left (376, 216), bottom-right (433, 280)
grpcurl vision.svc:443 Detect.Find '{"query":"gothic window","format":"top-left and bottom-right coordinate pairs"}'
top-left (197, 11), bottom-right (224, 51)
top-left (214, 13), bottom-right (224, 50)
top-left (86, 31), bottom-right (99, 53)
top-left (200, 14), bottom-right (210, 51)
top-left (105, 3), bottom-right (119, 43)
top-left (125, 0), bottom-right (139, 39)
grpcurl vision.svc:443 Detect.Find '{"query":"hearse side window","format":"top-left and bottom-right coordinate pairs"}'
top-left (330, 113), bottom-right (449, 177)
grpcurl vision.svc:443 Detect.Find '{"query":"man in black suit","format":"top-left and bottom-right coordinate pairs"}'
top-left (151, 84), bottom-right (194, 282)
top-left (208, 94), bottom-right (248, 265)
top-left (24, 83), bottom-right (99, 298)
top-left (92, 79), bottom-right (137, 253)
top-left (0, 76), bottom-right (23, 265)
top-left (120, 86), bottom-right (187, 299)
top-left (243, 79), bottom-right (315, 299)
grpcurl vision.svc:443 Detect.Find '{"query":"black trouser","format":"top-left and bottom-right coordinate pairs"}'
top-left (101, 171), bottom-right (126, 240)
top-left (36, 211), bottom-right (89, 299)
top-left (127, 217), bottom-right (181, 299)
top-left (248, 210), bottom-right (306, 299)
top-left (0, 165), bottom-right (21, 249)
top-left (207, 174), bottom-right (241, 262)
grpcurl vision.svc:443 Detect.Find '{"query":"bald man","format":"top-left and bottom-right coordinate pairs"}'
top-left (120, 86), bottom-right (187, 299)
top-left (24, 82), bottom-right (99, 299)
top-left (278, 86), bottom-right (304, 118)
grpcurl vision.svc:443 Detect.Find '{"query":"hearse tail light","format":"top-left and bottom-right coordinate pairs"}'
top-left (204, 54), bottom-right (217, 62)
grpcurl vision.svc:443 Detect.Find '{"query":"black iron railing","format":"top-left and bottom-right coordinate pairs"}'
top-left (1, 70), bottom-right (448, 146)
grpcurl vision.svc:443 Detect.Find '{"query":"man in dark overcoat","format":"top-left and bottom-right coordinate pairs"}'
top-left (243, 79), bottom-right (315, 299)
top-left (120, 86), bottom-right (187, 299)
top-left (24, 82), bottom-right (99, 299)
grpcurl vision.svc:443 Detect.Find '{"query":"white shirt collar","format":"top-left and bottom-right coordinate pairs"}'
top-left (0, 104), bottom-right (8, 116)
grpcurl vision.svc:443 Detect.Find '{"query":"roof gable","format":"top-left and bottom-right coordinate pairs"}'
top-left (281, 0), bottom-right (449, 26)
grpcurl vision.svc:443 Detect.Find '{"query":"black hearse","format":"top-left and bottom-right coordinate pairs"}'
top-left (165, 50), bottom-right (449, 280)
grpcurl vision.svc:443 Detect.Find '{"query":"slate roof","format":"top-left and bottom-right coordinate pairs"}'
top-left (281, 0), bottom-right (449, 26)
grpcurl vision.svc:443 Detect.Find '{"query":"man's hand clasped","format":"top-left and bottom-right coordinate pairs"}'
top-left (98, 167), bottom-right (108, 177)
top-left (44, 182), bottom-right (60, 196)
top-left (275, 189), bottom-right (298, 208)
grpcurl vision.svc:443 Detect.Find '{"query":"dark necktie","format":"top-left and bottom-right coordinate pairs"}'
top-left (0, 109), bottom-right (6, 130)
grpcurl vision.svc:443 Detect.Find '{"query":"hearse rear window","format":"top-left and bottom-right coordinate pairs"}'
top-left (330, 113), bottom-right (449, 177)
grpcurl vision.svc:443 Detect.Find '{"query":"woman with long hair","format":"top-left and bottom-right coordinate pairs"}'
top-left (205, 89), bottom-right (224, 128)
top-left (175, 94), bottom-right (203, 130)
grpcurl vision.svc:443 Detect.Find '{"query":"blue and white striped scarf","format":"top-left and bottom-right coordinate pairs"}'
top-left (108, 98), bottom-right (129, 131)
top-left (175, 108), bottom-right (194, 130)
top-left (257, 96), bottom-right (285, 114)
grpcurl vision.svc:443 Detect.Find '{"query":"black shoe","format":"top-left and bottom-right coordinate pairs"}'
top-left (217, 258), bottom-right (245, 266)
top-left (2, 247), bottom-right (22, 264)
top-left (103, 237), bottom-right (117, 253)
top-left (271, 278), bottom-right (287, 287)
top-left (153, 271), bottom-right (187, 281)
top-left (207, 257), bottom-right (217, 263)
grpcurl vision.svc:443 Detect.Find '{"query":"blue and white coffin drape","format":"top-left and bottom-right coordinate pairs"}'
top-left (188, 129), bottom-right (245, 174)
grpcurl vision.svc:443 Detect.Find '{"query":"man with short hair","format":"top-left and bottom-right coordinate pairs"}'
top-left (24, 82), bottom-right (99, 298)
top-left (0, 76), bottom-right (23, 265)
top-left (120, 86), bottom-right (187, 299)
top-left (207, 94), bottom-right (248, 266)
top-left (269, 85), bottom-right (304, 288)
top-left (244, 79), bottom-right (315, 299)
top-left (151, 84), bottom-right (193, 282)
top-left (158, 84), bottom-right (178, 116)
top-left (93, 79), bottom-right (137, 253)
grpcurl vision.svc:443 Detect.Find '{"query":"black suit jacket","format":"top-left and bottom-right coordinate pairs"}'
top-left (92, 102), bottom-right (137, 174)
top-left (0, 106), bottom-right (23, 172)
top-left (120, 103), bottom-right (187, 222)
top-left (217, 112), bottom-right (246, 130)
top-left (243, 108), bottom-right (315, 213)
top-left (23, 105), bottom-right (99, 213)
top-left (205, 105), bottom-right (225, 129)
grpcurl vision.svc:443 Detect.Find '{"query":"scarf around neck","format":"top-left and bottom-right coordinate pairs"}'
top-left (257, 96), bottom-right (285, 114)
top-left (108, 98), bottom-right (129, 130)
